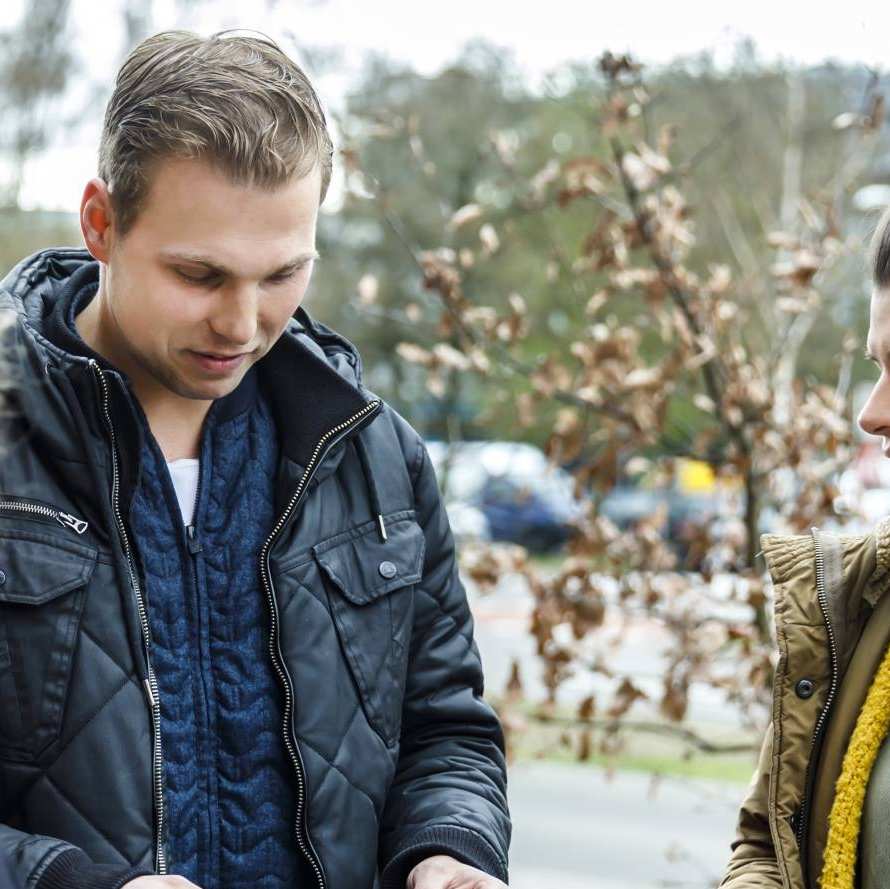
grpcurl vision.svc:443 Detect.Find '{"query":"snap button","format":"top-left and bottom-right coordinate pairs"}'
top-left (795, 678), bottom-right (815, 699)
top-left (378, 560), bottom-right (397, 579)
top-left (0, 569), bottom-right (6, 585)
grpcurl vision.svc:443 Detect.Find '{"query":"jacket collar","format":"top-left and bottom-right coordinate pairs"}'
top-left (761, 519), bottom-right (890, 613)
top-left (867, 515), bottom-right (890, 605)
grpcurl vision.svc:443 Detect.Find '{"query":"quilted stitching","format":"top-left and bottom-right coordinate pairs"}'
top-left (77, 625), bottom-right (130, 683)
top-left (44, 673), bottom-right (133, 764)
top-left (42, 774), bottom-right (130, 864)
top-left (299, 704), bottom-right (380, 812)
top-left (415, 588), bottom-right (478, 656)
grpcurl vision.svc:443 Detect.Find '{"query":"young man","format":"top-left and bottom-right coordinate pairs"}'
top-left (0, 30), bottom-right (510, 889)
top-left (720, 205), bottom-right (890, 889)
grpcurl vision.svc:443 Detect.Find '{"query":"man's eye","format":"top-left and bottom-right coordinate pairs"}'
top-left (176, 269), bottom-right (302, 286)
top-left (177, 270), bottom-right (216, 285)
top-left (268, 271), bottom-right (298, 284)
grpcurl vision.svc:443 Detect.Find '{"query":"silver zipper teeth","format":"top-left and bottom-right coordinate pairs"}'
top-left (90, 360), bottom-right (167, 874)
top-left (795, 529), bottom-right (840, 853)
top-left (0, 499), bottom-right (88, 534)
top-left (259, 398), bottom-right (381, 889)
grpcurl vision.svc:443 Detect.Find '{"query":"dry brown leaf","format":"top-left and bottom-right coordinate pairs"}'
top-left (395, 342), bottom-right (433, 366)
top-left (480, 223), bottom-right (500, 255)
top-left (448, 203), bottom-right (483, 229)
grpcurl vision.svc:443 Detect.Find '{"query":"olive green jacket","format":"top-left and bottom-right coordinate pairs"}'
top-left (721, 518), bottom-right (890, 889)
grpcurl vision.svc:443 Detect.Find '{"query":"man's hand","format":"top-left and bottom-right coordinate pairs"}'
top-left (406, 854), bottom-right (507, 888)
top-left (122, 877), bottom-right (202, 888)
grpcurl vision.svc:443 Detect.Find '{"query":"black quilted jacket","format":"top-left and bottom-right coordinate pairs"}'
top-left (0, 247), bottom-right (510, 889)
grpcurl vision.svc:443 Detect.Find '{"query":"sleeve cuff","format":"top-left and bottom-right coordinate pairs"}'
top-left (36, 848), bottom-right (155, 889)
top-left (380, 824), bottom-right (508, 888)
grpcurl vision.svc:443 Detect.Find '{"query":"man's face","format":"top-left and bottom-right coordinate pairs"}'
top-left (85, 155), bottom-right (321, 403)
top-left (859, 288), bottom-right (890, 455)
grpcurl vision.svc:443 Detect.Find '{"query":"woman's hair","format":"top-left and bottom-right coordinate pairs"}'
top-left (870, 204), bottom-right (890, 288)
top-left (97, 28), bottom-right (334, 238)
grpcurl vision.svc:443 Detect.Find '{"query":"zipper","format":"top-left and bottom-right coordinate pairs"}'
top-left (795, 528), bottom-right (841, 861)
top-left (185, 465), bottom-right (202, 555)
top-left (89, 360), bottom-right (168, 874)
top-left (184, 428), bottom-right (204, 550)
top-left (183, 459), bottom-right (217, 887)
top-left (0, 496), bottom-right (88, 534)
top-left (259, 397), bottom-right (381, 889)
top-left (186, 523), bottom-right (202, 555)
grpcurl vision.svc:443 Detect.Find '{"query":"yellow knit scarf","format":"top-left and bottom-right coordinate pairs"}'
top-left (820, 643), bottom-right (890, 889)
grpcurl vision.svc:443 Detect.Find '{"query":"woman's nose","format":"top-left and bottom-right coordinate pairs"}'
top-left (858, 379), bottom-right (890, 438)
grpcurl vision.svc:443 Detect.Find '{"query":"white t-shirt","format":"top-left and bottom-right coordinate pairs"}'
top-left (167, 458), bottom-right (200, 526)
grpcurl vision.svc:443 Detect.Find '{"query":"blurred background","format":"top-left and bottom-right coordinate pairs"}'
top-left (4, 1), bottom-right (890, 886)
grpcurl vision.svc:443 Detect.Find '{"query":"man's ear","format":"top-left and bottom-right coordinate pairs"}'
top-left (79, 178), bottom-right (115, 263)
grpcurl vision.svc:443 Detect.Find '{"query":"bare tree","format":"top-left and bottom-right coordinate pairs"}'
top-left (342, 51), bottom-right (880, 758)
top-left (0, 0), bottom-right (75, 209)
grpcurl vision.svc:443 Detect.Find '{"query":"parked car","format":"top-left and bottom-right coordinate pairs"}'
top-left (426, 440), bottom-right (585, 552)
top-left (597, 485), bottom-right (668, 530)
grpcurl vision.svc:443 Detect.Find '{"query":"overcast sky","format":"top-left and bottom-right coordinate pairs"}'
top-left (4, 0), bottom-right (889, 213)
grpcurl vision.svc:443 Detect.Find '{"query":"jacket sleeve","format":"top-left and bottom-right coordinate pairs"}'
top-left (0, 823), bottom-right (153, 889)
top-left (378, 436), bottom-right (511, 889)
top-left (720, 722), bottom-right (784, 888)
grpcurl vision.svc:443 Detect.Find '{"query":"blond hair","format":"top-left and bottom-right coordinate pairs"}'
top-left (97, 28), bottom-right (333, 237)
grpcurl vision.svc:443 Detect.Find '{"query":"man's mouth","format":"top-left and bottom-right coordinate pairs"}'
top-left (189, 351), bottom-right (249, 373)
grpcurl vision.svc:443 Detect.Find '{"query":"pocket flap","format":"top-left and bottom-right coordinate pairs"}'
top-left (313, 514), bottom-right (426, 605)
top-left (0, 531), bottom-right (98, 605)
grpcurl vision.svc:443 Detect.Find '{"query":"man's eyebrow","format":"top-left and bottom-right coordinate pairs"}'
top-left (161, 250), bottom-right (320, 277)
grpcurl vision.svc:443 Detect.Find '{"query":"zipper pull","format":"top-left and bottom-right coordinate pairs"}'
top-left (57, 511), bottom-right (89, 534)
top-left (186, 524), bottom-right (203, 555)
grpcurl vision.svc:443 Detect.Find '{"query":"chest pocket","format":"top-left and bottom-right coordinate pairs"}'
top-left (0, 530), bottom-right (96, 761)
top-left (313, 514), bottom-right (425, 747)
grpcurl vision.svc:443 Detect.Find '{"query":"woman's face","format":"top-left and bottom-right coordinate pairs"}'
top-left (859, 289), bottom-right (890, 456)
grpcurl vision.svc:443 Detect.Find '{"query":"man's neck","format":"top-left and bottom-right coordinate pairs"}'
top-left (139, 400), bottom-right (209, 462)
top-left (75, 288), bottom-right (211, 461)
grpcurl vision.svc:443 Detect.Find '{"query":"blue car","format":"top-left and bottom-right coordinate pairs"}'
top-left (426, 440), bottom-right (584, 552)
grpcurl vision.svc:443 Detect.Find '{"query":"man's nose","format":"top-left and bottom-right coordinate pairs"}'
top-left (209, 286), bottom-right (259, 347)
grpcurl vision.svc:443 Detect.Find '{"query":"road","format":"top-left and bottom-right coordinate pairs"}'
top-left (506, 762), bottom-right (743, 888)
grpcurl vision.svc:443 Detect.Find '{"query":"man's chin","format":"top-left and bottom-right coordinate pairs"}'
top-left (189, 378), bottom-right (243, 401)
top-left (169, 368), bottom-right (249, 402)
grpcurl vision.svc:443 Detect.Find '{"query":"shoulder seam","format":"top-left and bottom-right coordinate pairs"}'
top-left (409, 434), bottom-right (425, 488)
